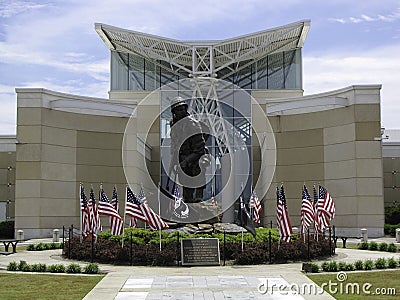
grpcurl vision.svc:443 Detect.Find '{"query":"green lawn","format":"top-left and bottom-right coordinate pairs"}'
top-left (0, 273), bottom-right (104, 300)
top-left (308, 270), bottom-right (399, 299)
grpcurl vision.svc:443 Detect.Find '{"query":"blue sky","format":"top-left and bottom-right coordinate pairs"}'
top-left (1, 0), bottom-right (399, 134)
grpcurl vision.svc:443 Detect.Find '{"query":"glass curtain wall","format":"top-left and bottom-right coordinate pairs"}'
top-left (110, 49), bottom-right (302, 91)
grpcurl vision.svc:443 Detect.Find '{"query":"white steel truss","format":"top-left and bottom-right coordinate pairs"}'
top-left (95, 20), bottom-right (310, 78)
top-left (188, 77), bottom-right (232, 155)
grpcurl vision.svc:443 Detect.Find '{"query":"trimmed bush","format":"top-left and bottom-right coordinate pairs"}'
top-left (49, 242), bottom-right (59, 250)
top-left (0, 220), bottom-right (14, 238)
top-left (26, 244), bottom-right (35, 251)
top-left (358, 242), bottom-right (369, 250)
top-left (310, 262), bottom-right (319, 273)
top-left (321, 261), bottom-right (329, 272)
top-left (378, 242), bottom-right (388, 252)
top-left (384, 224), bottom-right (400, 236)
top-left (375, 258), bottom-right (387, 269)
top-left (387, 257), bottom-right (398, 268)
top-left (7, 261), bottom-right (18, 271)
top-left (66, 263), bottom-right (82, 274)
top-left (30, 263), bottom-right (47, 272)
top-left (344, 263), bottom-right (354, 271)
top-left (35, 243), bottom-right (44, 251)
top-left (354, 260), bottom-right (364, 270)
top-left (327, 261), bottom-right (338, 272)
top-left (65, 227), bottom-right (332, 266)
top-left (387, 243), bottom-right (397, 253)
top-left (47, 264), bottom-right (65, 273)
top-left (364, 259), bottom-right (374, 270)
top-left (338, 262), bottom-right (347, 271)
top-left (385, 204), bottom-right (400, 225)
top-left (368, 241), bottom-right (378, 251)
top-left (18, 261), bottom-right (28, 271)
top-left (84, 263), bottom-right (99, 274)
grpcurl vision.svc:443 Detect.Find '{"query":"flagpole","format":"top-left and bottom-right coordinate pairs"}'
top-left (250, 186), bottom-right (253, 222)
top-left (122, 185), bottom-right (127, 248)
top-left (140, 183), bottom-right (148, 230)
top-left (79, 183), bottom-right (83, 243)
top-left (241, 228), bottom-right (244, 252)
top-left (158, 182), bottom-right (162, 252)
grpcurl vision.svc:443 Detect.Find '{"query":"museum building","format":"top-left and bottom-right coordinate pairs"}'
top-left (0, 20), bottom-right (385, 238)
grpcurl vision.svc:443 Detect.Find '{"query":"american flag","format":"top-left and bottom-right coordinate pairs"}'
top-left (276, 185), bottom-right (292, 242)
top-left (110, 186), bottom-right (122, 233)
top-left (300, 185), bottom-right (314, 234)
top-left (249, 190), bottom-right (262, 224)
top-left (80, 184), bottom-right (90, 237)
top-left (89, 186), bottom-right (102, 235)
top-left (315, 185), bottom-right (335, 232)
top-left (98, 187), bottom-right (124, 235)
top-left (125, 186), bottom-right (169, 230)
top-left (111, 186), bottom-right (119, 211)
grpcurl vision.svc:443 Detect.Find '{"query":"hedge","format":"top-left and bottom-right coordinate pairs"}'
top-left (64, 228), bottom-right (332, 266)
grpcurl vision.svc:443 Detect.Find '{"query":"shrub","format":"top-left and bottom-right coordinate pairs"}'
top-left (387, 243), bottom-right (397, 253)
top-left (358, 242), bottom-right (369, 250)
top-left (49, 243), bottom-right (59, 250)
top-left (384, 224), bottom-right (400, 236)
top-left (321, 262), bottom-right (329, 272)
top-left (64, 228), bottom-right (333, 266)
top-left (378, 242), bottom-right (388, 252)
top-left (7, 261), bottom-right (18, 271)
top-left (338, 262), bottom-right (347, 271)
top-left (84, 263), bottom-right (99, 274)
top-left (375, 258), bottom-right (387, 269)
top-left (30, 263), bottom-right (47, 272)
top-left (26, 244), bottom-right (35, 251)
top-left (364, 259), bottom-right (374, 270)
top-left (345, 263), bottom-right (354, 271)
top-left (310, 262), bottom-right (319, 273)
top-left (18, 260), bottom-right (28, 271)
top-left (47, 264), bottom-right (65, 273)
top-left (35, 243), bottom-right (44, 251)
top-left (37, 263), bottom-right (47, 272)
top-left (387, 257), bottom-right (398, 268)
top-left (66, 263), bottom-right (82, 274)
top-left (327, 261), bottom-right (338, 272)
top-left (354, 260), bottom-right (364, 270)
top-left (0, 220), bottom-right (14, 238)
top-left (368, 241), bottom-right (378, 251)
top-left (385, 204), bottom-right (400, 225)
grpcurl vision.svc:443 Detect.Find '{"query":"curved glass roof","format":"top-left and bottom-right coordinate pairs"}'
top-left (95, 20), bottom-right (310, 78)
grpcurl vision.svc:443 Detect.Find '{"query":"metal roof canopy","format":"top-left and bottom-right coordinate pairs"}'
top-left (95, 20), bottom-right (310, 78)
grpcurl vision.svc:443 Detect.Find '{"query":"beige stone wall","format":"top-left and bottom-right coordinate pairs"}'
top-left (382, 143), bottom-right (400, 207)
top-left (256, 87), bottom-right (384, 237)
top-left (15, 85), bottom-right (384, 238)
top-left (15, 89), bottom-right (136, 238)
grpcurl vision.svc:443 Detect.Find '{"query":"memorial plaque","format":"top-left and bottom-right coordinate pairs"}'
top-left (181, 238), bottom-right (220, 266)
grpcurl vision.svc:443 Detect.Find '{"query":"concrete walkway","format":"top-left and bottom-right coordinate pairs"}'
top-left (0, 237), bottom-right (399, 300)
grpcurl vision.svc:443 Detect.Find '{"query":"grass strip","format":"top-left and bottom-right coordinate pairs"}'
top-left (0, 273), bottom-right (104, 300)
top-left (308, 270), bottom-right (399, 299)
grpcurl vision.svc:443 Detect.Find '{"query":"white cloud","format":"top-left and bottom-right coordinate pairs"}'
top-left (330, 7), bottom-right (400, 24)
top-left (303, 44), bottom-right (400, 128)
top-left (0, 0), bottom-right (48, 18)
top-left (361, 14), bottom-right (374, 21)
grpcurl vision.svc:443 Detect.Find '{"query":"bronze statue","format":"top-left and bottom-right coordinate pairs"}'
top-left (169, 96), bottom-right (210, 203)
